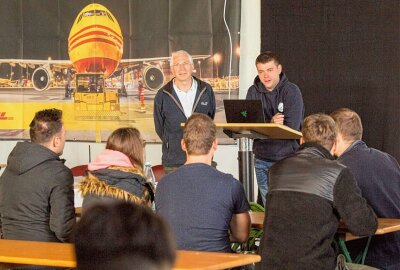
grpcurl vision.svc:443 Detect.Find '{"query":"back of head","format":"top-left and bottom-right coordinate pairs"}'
top-left (74, 201), bottom-right (176, 270)
top-left (256, 51), bottom-right (280, 65)
top-left (106, 127), bottom-right (144, 170)
top-left (330, 108), bottom-right (363, 142)
top-left (302, 113), bottom-right (337, 151)
top-left (183, 113), bottom-right (216, 155)
top-left (29, 108), bottom-right (63, 144)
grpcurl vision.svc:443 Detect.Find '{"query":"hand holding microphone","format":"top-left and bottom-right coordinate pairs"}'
top-left (271, 102), bottom-right (284, 124)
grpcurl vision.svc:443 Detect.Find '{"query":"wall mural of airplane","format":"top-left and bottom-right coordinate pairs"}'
top-left (0, 3), bottom-right (210, 94)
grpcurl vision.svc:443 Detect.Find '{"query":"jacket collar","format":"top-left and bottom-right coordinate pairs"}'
top-left (298, 142), bottom-right (335, 160)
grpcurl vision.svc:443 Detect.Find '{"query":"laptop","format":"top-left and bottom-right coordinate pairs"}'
top-left (223, 99), bottom-right (265, 123)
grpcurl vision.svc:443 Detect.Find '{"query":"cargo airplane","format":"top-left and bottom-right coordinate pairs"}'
top-left (0, 3), bottom-right (209, 93)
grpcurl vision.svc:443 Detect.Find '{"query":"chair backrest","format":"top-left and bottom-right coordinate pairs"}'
top-left (152, 164), bottom-right (165, 182)
top-left (70, 164), bottom-right (88, 177)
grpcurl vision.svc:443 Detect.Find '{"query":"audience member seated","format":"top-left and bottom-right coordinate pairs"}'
top-left (79, 128), bottom-right (153, 212)
top-left (155, 113), bottom-right (250, 252)
top-left (0, 108), bottom-right (75, 242)
top-left (74, 201), bottom-right (176, 270)
top-left (331, 108), bottom-right (400, 270)
top-left (261, 113), bottom-right (378, 270)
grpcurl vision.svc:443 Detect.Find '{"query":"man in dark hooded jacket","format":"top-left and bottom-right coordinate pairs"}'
top-left (246, 51), bottom-right (304, 205)
top-left (0, 108), bottom-right (75, 242)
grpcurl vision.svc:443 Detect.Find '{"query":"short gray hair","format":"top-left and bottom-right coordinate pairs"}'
top-left (170, 50), bottom-right (193, 67)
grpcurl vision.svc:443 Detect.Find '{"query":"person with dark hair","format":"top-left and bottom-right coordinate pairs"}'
top-left (74, 201), bottom-right (176, 270)
top-left (0, 108), bottom-right (75, 242)
top-left (79, 127), bottom-right (153, 212)
top-left (156, 113), bottom-right (250, 252)
top-left (261, 113), bottom-right (377, 270)
top-left (246, 51), bottom-right (304, 205)
top-left (331, 108), bottom-right (400, 270)
top-left (154, 50), bottom-right (215, 174)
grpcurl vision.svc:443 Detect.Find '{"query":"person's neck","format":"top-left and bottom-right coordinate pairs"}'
top-left (185, 154), bottom-right (212, 166)
top-left (174, 77), bottom-right (193, 92)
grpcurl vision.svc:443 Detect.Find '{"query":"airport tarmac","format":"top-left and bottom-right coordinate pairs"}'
top-left (0, 87), bottom-right (237, 142)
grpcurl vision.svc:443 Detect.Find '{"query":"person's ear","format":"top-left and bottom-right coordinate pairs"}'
top-left (181, 139), bottom-right (186, 152)
top-left (212, 138), bottom-right (218, 151)
top-left (277, 64), bottom-right (282, 73)
top-left (330, 140), bottom-right (337, 157)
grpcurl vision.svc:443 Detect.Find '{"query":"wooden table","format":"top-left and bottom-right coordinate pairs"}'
top-left (249, 212), bottom-right (400, 240)
top-left (0, 239), bottom-right (260, 270)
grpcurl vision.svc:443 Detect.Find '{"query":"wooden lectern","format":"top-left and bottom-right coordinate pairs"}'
top-left (216, 123), bottom-right (302, 202)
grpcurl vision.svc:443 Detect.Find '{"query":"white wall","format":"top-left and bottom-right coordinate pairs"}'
top-left (0, 141), bottom-right (240, 178)
top-left (0, 0), bottom-right (260, 181)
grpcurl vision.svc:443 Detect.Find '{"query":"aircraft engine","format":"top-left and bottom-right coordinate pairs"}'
top-left (142, 66), bottom-right (165, 91)
top-left (32, 66), bottom-right (54, 91)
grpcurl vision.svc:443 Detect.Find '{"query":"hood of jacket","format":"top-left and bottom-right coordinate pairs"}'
top-left (6, 141), bottom-right (63, 175)
top-left (80, 166), bottom-right (154, 204)
top-left (252, 72), bottom-right (289, 95)
top-left (88, 149), bottom-right (134, 171)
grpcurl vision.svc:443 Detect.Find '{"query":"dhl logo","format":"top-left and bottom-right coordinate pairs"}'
top-left (0, 112), bottom-right (14, 120)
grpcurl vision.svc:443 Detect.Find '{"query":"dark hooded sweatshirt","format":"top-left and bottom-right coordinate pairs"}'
top-left (0, 141), bottom-right (75, 242)
top-left (246, 73), bottom-right (304, 161)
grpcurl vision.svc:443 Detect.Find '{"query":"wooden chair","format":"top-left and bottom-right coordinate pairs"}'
top-left (152, 164), bottom-right (165, 182)
top-left (70, 164), bottom-right (88, 177)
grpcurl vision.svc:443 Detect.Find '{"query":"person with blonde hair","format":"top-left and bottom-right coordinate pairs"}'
top-left (80, 127), bottom-right (153, 212)
top-left (261, 113), bottom-right (377, 270)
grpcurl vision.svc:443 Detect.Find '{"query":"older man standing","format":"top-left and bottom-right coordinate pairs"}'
top-left (0, 108), bottom-right (75, 242)
top-left (154, 50), bottom-right (215, 174)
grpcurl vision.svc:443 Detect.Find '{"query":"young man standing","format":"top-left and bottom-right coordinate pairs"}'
top-left (156, 113), bottom-right (250, 252)
top-left (154, 50), bottom-right (215, 174)
top-left (246, 51), bottom-right (304, 205)
top-left (0, 108), bottom-right (75, 242)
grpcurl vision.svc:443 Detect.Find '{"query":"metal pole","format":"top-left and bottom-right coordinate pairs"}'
top-left (238, 137), bottom-right (255, 202)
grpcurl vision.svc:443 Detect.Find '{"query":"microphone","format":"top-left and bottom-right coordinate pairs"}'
top-left (278, 102), bottom-right (284, 113)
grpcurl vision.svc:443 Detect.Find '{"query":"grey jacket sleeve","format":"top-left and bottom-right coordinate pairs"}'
top-left (333, 168), bottom-right (378, 236)
top-left (49, 168), bottom-right (76, 242)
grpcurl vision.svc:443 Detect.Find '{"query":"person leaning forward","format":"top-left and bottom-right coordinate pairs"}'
top-left (261, 113), bottom-right (377, 270)
top-left (331, 108), bottom-right (400, 270)
top-left (153, 50), bottom-right (215, 174)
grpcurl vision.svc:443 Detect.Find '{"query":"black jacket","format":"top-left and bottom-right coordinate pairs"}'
top-left (261, 143), bottom-right (377, 270)
top-left (339, 140), bottom-right (400, 268)
top-left (80, 166), bottom-right (153, 212)
top-left (0, 142), bottom-right (75, 242)
top-left (246, 73), bottom-right (304, 161)
top-left (154, 77), bottom-right (215, 166)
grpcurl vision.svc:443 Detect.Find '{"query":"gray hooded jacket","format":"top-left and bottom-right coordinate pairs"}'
top-left (0, 141), bottom-right (75, 242)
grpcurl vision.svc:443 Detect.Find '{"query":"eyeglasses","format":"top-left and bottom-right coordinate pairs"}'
top-left (172, 62), bottom-right (191, 68)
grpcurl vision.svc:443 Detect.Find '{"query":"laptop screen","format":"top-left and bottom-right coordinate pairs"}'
top-left (223, 99), bottom-right (265, 123)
